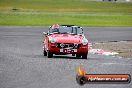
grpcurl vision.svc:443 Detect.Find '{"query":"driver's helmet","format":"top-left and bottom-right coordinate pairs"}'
top-left (51, 24), bottom-right (60, 33)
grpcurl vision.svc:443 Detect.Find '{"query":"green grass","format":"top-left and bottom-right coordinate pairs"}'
top-left (0, 12), bottom-right (132, 26)
top-left (0, 0), bottom-right (132, 26)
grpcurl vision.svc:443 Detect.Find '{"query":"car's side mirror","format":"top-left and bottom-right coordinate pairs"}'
top-left (43, 32), bottom-right (47, 35)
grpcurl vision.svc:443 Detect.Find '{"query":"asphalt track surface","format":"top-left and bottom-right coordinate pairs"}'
top-left (0, 26), bottom-right (132, 88)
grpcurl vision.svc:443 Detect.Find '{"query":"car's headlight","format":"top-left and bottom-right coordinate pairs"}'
top-left (82, 38), bottom-right (88, 45)
top-left (49, 37), bottom-right (56, 43)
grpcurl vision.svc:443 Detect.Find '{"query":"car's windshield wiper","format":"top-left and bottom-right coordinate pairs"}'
top-left (70, 33), bottom-right (76, 35)
top-left (61, 32), bottom-right (69, 34)
top-left (52, 32), bottom-right (60, 34)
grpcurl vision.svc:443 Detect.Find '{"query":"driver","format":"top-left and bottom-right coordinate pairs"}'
top-left (51, 24), bottom-right (60, 33)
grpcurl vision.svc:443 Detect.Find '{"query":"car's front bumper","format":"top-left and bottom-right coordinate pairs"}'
top-left (48, 43), bottom-right (88, 54)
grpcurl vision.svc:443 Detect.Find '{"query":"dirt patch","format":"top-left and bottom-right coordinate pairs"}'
top-left (93, 41), bottom-right (132, 58)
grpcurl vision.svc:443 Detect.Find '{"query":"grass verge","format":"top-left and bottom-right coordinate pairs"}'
top-left (0, 0), bottom-right (132, 26)
top-left (0, 12), bottom-right (132, 26)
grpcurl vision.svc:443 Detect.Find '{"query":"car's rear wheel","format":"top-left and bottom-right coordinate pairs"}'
top-left (82, 54), bottom-right (87, 59)
top-left (47, 51), bottom-right (53, 58)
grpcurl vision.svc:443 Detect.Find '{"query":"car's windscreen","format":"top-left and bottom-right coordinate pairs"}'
top-left (49, 26), bottom-right (83, 34)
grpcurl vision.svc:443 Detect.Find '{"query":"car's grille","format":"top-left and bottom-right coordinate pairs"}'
top-left (57, 43), bottom-right (80, 49)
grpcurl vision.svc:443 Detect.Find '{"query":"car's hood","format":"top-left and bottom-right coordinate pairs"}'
top-left (49, 34), bottom-right (83, 43)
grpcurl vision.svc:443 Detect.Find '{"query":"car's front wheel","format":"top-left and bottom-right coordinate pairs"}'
top-left (43, 46), bottom-right (47, 56)
top-left (82, 54), bottom-right (87, 59)
top-left (43, 50), bottom-right (47, 56)
top-left (76, 54), bottom-right (81, 58)
top-left (47, 51), bottom-right (53, 58)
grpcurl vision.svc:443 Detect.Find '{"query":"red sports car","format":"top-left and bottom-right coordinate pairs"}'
top-left (43, 24), bottom-right (88, 59)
